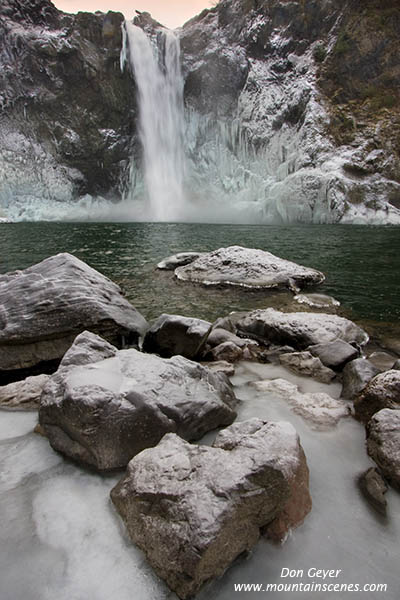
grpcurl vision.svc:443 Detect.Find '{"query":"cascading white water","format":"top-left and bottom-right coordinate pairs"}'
top-left (123, 22), bottom-right (186, 222)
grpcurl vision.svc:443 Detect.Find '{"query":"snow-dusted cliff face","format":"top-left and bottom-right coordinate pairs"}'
top-left (180, 0), bottom-right (400, 224)
top-left (0, 0), bottom-right (136, 219)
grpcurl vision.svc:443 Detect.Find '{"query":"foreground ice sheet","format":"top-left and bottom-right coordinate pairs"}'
top-left (0, 362), bottom-right (399, 599)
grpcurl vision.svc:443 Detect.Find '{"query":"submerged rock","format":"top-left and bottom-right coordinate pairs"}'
top-left (354, 370), bottom-right (400, 424)
top-left (279, 351), bottom-right (336, 384)
top-left (252, 379), bottom-right (349, 429)
top-left (308, 339), bottom-right (359, 371)
top-left (294, 293), bottom-right (340, 309)
top-left (142, 314), bottom-right (211, 359)
top-left (367, 351), bottom-right (397, 372)
top-left (237, 308), bottom-right (368, 350)
top-left (39, 331), bottom-right (237, 470)
top-left (0, 374), bottom-right (50, 410)
top-left (0, 253), bottom-right (148, 378)
top-left (111, 418), bottom-right (311, 599)
top-left (157, 252), bottom-right (205, 270)
top-left (341, 358), bottom-right (380, 400)
top-left (358, 467), bottom-right (388, 516)
top-left (367, 409), bottom-right (400, 490)
top-left (174, 246), bottom-right (325, 290)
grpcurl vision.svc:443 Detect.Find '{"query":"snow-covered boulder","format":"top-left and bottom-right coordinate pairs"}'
top-left (174, 246), bottom-right (325, 290)
top-left (111, 418), bottom-right (311, 599)
top-left (236, 308), bottom-right (368, 350)
top-left (39, 331), bottom-right (237, 470)
top-left (0, 253), bottom-right (148, 377)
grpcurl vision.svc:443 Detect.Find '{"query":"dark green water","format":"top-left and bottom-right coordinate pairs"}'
top-left (1, 223), bottom-right (399, 331)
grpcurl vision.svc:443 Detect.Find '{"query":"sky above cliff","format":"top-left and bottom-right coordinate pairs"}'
top-left (53, 1), bottom-right (214, 28)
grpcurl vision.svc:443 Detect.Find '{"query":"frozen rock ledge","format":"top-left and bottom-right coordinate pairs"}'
top-left (174, 246), bottom-right (325, 290)
top-left (39, 331), bottom-right (237, 470)
top-left (111, 418), bottom-right (311, 599)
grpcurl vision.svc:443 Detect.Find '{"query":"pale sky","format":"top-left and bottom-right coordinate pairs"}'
top-left (53, 1), bottom-right (215, 29)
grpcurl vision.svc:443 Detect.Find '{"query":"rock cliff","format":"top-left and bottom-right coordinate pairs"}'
top-left (1, 0), bottom-right (399, 223)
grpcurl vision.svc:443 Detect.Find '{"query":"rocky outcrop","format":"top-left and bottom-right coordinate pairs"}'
top-left (111, 418), bottom-right (311, 598)
top-left (236, 308), bottom-right (368, 350)
top-left (0, 0), bottom-right (137, 218)
top-left (174, 246), bottom-right (325, 290)
top-left (341, 358), bottom-right (380, 400)
top-left (367, 409), bottom-right (400, 490)
top-left (0, 374), bottom-right (49, 409)
top-left (0, 253), bottom-right (148, 380)
top-left (354, 370), bottom-right (400, 424)
top-left (252, 379), bottom-right (349, 429)
top-left (142, 314), bottom-right (211, 359)
top-left (180, 0), bottom-right (400, 224)
top-left (39, 331), bottom-right (237, 470)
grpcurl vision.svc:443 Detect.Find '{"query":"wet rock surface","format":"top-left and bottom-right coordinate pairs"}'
top-left (341, 358), bottom-right (381, 400)
top-left (0, 253), bottom-right (148, 377)
top-left (0, 374), bottom-right (50, 409)
top-left (111, 418), bottom-right (311, 599)
top-left (174, 246), bottom-right (325, 290)
top-left (236, 308), bottom-right (368, 350)
top-left (367, 409), bottom-right (400, 490)
top-left (308, 340), bottom-right (359, 371)
top-left (39, 331), bottom-right (237, 471)
top-left (142, 314), bottom-right (211, 359)
top-left (354, 370), bottom-right (400, 424)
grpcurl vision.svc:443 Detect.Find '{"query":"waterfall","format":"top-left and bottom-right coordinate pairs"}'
top-left (123, 22), bottom-right (186, 222)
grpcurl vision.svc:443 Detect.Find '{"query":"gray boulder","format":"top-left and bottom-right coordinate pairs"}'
top-left (174, 246), bottom-right (325, 290)
top-left (308, 339), bottom-right (359, 371)
top-left (367, 409), bottom-right (400, 490)
top-left (358, 467), bottom-right (388, 516)
top-left (354, 370), bottom-right (400, 423)
top-left (0, 374), bottom-right (50, 410)
top-left (111, 418), bottom-right (311, 599)
top-left (367, 351), bottom-right (397, 372)
top-left (0, 253), bottom-right (148, 377)
top-left (279, 351), bottom-right (336, 383)
top-left (341, 358), bottom-right (380, 400)
top-left (237, 308), bottom-right (368, 350)
top-left (157, 252), bottom-right (205, 270)
top-left (39, 331), bottom-right (237, 471)
top-left (209, 341), bottom-right (244, 363)
top-left (142, 314), bottom-right (211, 359)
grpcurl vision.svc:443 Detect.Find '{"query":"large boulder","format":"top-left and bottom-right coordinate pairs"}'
top-left (0, 253), bottom-right (148, 378)
top-left (367, 409), bottom-right (400, 490)
top-left (236, 308), bottom-right (368, 350)
top-left (308, 339), bottom-right (359, 371)
top-left (142, 314), bottom-right (211, 359)
top-left (341, 358), bottom-right (381, 400)
top-left (0, 374), bottom-right (50, 410)
top-left (39, 331), bottom-right (237, 470)
top-left (354, 370), bottom-right (400, 424)
top-left (111, 418), bottom-right (311, 599)
top-left (174, 246), bottom-right (325, 290)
